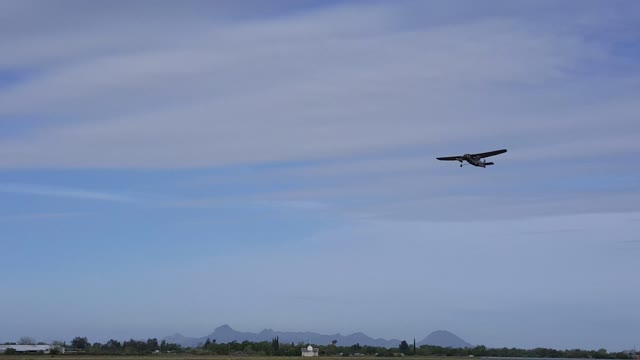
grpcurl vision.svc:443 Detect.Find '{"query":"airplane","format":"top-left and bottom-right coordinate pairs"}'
top-left (437, 149), bottom-right (507, 168)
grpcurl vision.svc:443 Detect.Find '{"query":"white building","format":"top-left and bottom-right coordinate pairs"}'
top-left (0, 345), bottom-right (63, 354)
top-left (301, 345), bottom-right (319, 357)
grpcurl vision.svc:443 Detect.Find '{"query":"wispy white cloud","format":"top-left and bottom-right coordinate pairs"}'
top-left (0, 1), bottom-right (638, 221)
top-left (1, 2), bottom-right (637, 169)
top-left (0, 183), bottom-right (134, 203)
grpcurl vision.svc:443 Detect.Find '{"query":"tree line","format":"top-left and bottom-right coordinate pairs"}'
top-left (414, 344), bottom-right (632, 359)
top-left (2, 336), bottom-right (636, 358)
top-left (2, 337), bottom-right (182, 355)
top-left (64, 337), bottom-right (183, 354)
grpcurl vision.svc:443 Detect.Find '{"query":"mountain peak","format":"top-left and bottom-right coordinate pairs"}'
top-left (419, 330), bottom-right (472, 348)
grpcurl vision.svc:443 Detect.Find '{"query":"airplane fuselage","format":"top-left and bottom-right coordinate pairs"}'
top-left (460, 154), bottom-right (492, 167)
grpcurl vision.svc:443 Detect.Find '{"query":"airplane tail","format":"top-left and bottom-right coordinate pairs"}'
top-left (484, 162), bottom-right (494, 166)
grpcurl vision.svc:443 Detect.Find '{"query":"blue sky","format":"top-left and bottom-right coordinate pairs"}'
top-left (1, 0), bottom-right (640, 352)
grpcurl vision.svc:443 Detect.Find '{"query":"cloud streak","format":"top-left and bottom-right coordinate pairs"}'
top-left (0, 183), bottom-right (134, 203)
top-left (0, 2), bottom-right (638, 169)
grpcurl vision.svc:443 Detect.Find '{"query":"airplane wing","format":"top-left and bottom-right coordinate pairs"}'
top-left (436, 155), bottom-right (461, 161)
top-left (471, 149), bottom-right (507, 158)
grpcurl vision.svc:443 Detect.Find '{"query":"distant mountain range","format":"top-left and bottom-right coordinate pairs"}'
top-left (163, 325), bottom-right (472, 349)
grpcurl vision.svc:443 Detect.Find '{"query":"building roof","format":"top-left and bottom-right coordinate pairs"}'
top-left (0, 345), bottom-right (53, 351)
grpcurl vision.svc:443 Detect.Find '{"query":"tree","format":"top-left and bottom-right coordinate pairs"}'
top-left (332, 340), bottom-right (338, 346)
top-left (71, 337), bottom-right (90, 349)
top-left (18, 337), bottom-right (35, 345)
top-left (4, 348), bottom-right (17, 355)
top-left (105, 339), bottom-right (122, 350)
top-left (472, 345), bottom-right (488, 357)
top-left (399, 340), bottom-right (411, 355)
top-left (147, 338), bottom-right (159, 351)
